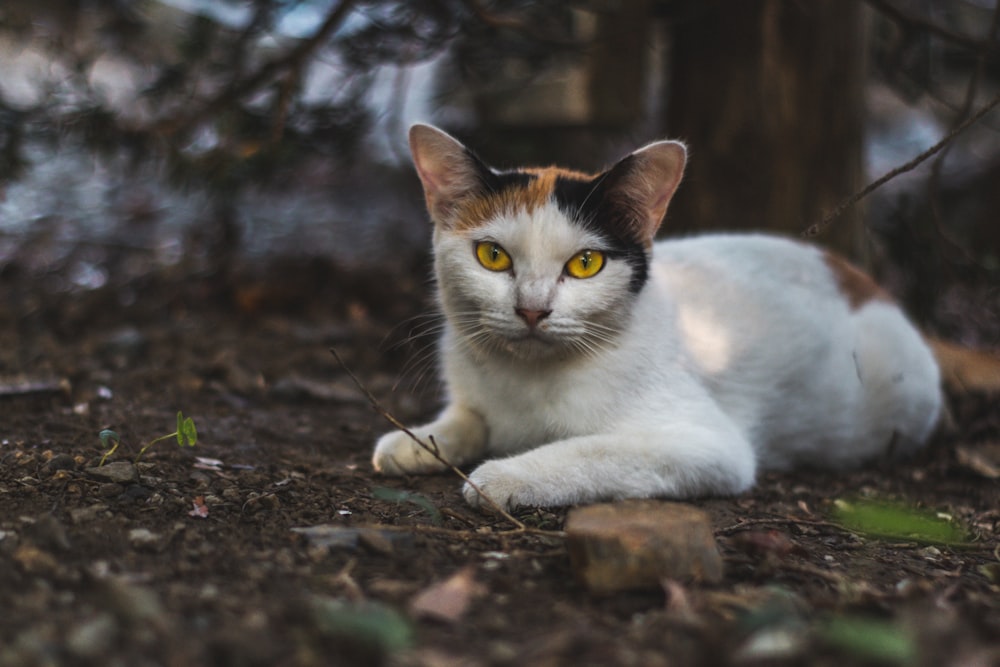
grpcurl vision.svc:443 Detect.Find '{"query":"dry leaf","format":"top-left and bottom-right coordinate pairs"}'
top-left (409, 566), bottom-right (483, 623)
top-left (955, 445), bottom-right (1000, 479)
top-left (188, 496), bottom-right (209, 518)
top-left (194, 457), bottom-right (224, 471)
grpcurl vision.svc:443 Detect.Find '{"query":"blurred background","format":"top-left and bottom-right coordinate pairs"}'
top-left (1, 0), bottom-right (998, 343)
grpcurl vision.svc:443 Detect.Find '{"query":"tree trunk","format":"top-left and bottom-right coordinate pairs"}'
top-left (665, 0), bottom-right (866, 258)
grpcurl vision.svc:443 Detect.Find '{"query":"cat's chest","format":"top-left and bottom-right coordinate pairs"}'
top-left (450, 353), bottom-right (627, 452)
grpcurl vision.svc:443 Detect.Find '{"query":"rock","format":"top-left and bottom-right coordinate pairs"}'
top-left (85, 461), bottom-right (138, 484)
top-left (12, 544), bottom-right (60, 575)
top-left (42, 454), bottom-right (77, 475)
top-left (102, 577), bottom-right (167, 629)
top-left (70, 504), bottom-right (109, 524)
top-left (98, 483), bottom-right (124, 498)
top-left (25, 515), bottom-right (71, 551)
top-left (565, 500), bottom-right (723, 594)
top-left (128, 528), bottom-right (161, 549)
top-left (65, 613), bottom-right (118, 659)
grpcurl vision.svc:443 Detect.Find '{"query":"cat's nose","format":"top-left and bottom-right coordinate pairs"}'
top-left (515, 308), bottom-right (552, 328)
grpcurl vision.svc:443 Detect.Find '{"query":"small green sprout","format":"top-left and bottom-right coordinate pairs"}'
top-left (98, 429), bottom-right (121, 466)
top-left (98, 411), bottom-right (198, 466)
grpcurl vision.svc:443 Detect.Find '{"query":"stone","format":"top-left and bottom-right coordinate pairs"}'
top-left (85, 462), bottom-right (138, 484)
top-left (565, 500), bottom-right (723, 594)
top-left (42, 454), bottom-right (77, 475)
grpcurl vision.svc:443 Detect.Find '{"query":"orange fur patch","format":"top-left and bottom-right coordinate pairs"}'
top-left (822, 251), bottom-right (890, 310)
top-left (450, 167), bottom-right (594, 230)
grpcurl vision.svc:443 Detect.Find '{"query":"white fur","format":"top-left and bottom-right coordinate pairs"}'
top-left (373, 202), bottom-right (942, 512)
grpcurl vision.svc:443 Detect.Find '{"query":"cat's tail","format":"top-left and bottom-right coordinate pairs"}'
top-left (926, 337), bottom-right (1000, 393)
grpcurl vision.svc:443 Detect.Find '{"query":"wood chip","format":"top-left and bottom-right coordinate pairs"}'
top-left (0, 375), bottom-right (71, 397)
top-left (409, 566), bottom-right (483, 623)
top-left (566, 500), bottom-right (723, 594)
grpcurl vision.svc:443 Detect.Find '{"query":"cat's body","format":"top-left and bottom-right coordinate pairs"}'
top-left (373, 124), bottom-right (943, 510)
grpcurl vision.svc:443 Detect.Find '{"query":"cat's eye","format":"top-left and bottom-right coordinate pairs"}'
top-left (565, 250), bottom-right (605, 279)
top-left (475, 241), bottom-right (513, 272)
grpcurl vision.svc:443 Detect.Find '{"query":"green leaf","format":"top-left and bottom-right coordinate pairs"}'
top-left (311, 598), bottom-right (412, 653)
top-left (180, 416), bottom-right (198, 447)
top-left (818, 616), bottom-right (916, 665)
top-left (175, 411), bottom-right (185, 446)
top-left (99, 430), bottom-right (120, 449)
top-left (832, 498), bottom-right (968, 545)
top-left (372, 486), bottom-right (443, 525)
top-left (98, 429), bottom-right (121, 466)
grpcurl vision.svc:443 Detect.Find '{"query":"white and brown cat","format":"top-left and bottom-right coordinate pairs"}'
top-left (373, 123), bottom-right (992, 511)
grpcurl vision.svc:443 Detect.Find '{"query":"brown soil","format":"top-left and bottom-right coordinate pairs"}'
top-left (1, 261), bottom-right (998, 667)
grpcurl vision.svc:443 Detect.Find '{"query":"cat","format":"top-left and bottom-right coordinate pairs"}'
top-left (372, 123), bottom-right (947, 512)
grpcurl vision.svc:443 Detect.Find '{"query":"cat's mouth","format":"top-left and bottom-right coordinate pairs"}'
top-left (493, 327), bottom-right (583, 360)
top-left (498, 334), bottom-right (555, 359)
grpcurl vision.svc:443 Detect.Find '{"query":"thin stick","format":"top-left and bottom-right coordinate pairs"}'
top-left (864, 0), bottom-right (1000, 53)
top-left (329, 347), bottom-right (527, 530)
top-left (801, 89), bottom-right (1000, 239)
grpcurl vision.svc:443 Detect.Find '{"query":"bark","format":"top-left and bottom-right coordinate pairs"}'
top-left (665, 0), bottom-right (867, 257)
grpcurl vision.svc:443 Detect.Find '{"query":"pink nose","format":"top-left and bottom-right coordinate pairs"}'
top-left (515, 308), bottom-right (552, 328)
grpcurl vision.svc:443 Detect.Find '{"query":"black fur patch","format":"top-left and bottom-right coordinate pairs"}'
top-left (551, 171), bottom-right (650, 294)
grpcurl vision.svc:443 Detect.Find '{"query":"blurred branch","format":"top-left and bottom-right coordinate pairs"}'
top-left (155, 0), bottom-right (356, 138)
top-left (923, 0), bottom-right (1000, 268)
top-left (802, 89), bottom-right (1000, 239)
top-left (865, 0), bottom-right (1000, 54)
top-left (460, 0), bottom-right (579, 46)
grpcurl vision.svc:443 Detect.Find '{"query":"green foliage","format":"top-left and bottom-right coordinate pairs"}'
top-left (832, 498), bottom-right (968, 545)
top-left (311, 597), bottom-right (413, 654)
top-left (98, 411), bottom-right (198, 465)
top-left (97, 429), bottom-right (121, 467)
top-left (818, 616), bottom-right (916, 665)
top-left (372, 486), bottom-right (443, 525)
top-left (175, 412), bottom-right (198, 447)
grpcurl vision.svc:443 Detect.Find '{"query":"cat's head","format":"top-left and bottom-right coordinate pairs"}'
top-left (409, 124), bottom-right (686, 362)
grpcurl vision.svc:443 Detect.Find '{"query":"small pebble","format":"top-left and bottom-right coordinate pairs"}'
top-left (128, 528), bottom-right (161, 549)
top-left (85, 462), bottom-right (138, 484)
top-left (98, 483), bottom-right (124, 498)
top-left (42, 454), bottom-right (77, 475)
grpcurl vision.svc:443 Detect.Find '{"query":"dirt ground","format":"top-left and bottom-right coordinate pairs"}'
top-left (1, 258), bottom-right (999, 667)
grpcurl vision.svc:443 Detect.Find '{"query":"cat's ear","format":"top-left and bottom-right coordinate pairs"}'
top-left (409, 124), bottom-right (491, 226)
top-left (602, 140), bottom-right (686, 242)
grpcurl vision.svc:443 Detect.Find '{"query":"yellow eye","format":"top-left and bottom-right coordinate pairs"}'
top-left (475, 241), bottom-right (512, 272)
top-left (565, 250), bottom-right (605, 279)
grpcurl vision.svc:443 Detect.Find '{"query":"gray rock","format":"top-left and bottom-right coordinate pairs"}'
top-left (85, 461), bottom-right (138, 484)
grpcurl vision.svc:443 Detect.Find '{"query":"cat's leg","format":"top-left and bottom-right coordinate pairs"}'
top-left (462, 421), bottom-right (756, 510)
top-left (373, 403), bottom-right (488, 475)
top-left (850, 304), bottom-right (942, 459)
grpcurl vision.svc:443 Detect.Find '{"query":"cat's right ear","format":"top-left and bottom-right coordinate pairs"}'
top-left (409, 124), bottom-right (490, 226)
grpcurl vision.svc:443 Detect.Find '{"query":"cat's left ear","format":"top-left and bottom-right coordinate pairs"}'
top-left (604, 140), bottom-right (687, 242)
top-left (408, 124), bottom-right (492, 227)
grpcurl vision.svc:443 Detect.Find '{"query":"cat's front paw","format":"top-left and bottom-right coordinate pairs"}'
top-left (372, 430), bottom-right (449, 476)
top-left (463, 460), bottom-right (542, 512)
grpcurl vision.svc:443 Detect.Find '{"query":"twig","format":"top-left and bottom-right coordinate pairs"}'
top-left (864, 0), bottom-right (1000, 54)
top-left (156, 0), bottom-right (355, 137)
top-left (801, 89), bottom-right (1000, 239)
top-left (328, 347), bottom-right (528, 531)
top-left (923, 0), bottom-right (1000, 270)
top-left (716, 517), bottom-right (848, 536)
top-left (0, 376), bottom-right (71, 397)
top-left (460, 0), bottom-right (581, 47)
